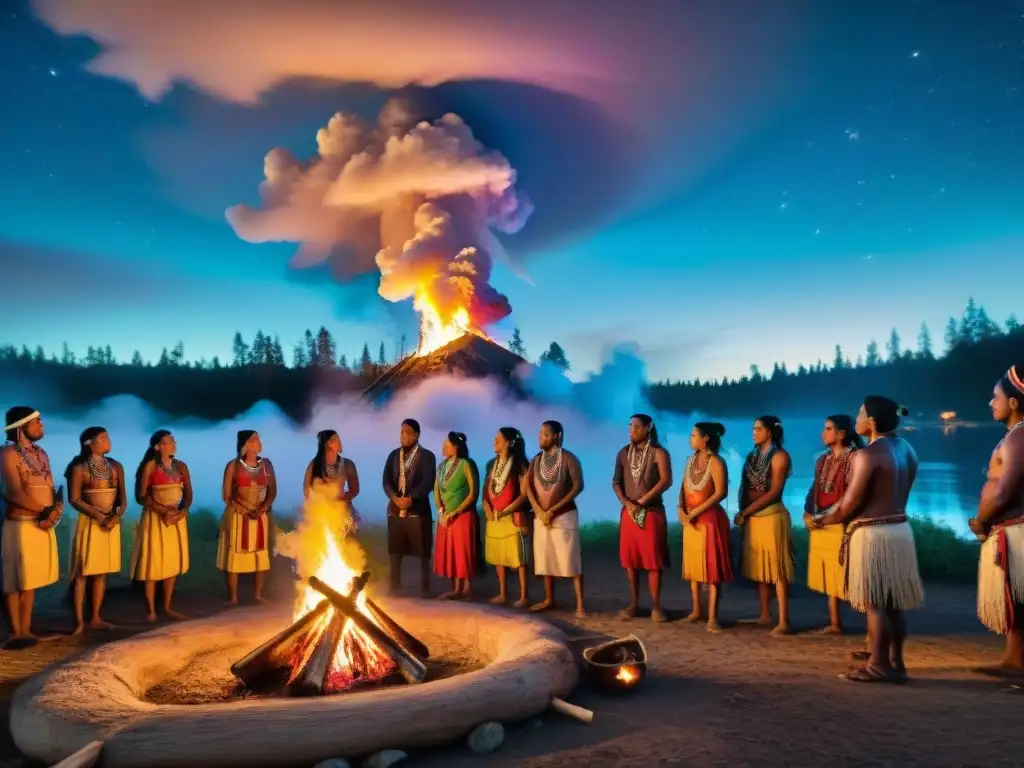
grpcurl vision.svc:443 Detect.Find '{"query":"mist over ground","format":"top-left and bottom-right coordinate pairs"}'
top-left (0, 345), bottom-right (872, 524)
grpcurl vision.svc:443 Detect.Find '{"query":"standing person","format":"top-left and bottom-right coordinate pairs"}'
top-left (680, 422), bottom-right (733, 631)
top-left (613, 414), bottom-right (673, 622)
top-left (304, 429), bottom-right (361, 534)
top-left (382, 419), bottom-right (436, 596)
top-left (735, 415), bottom-right (795, 635)
top-left (483, 427), bottom-right (531, 607)
top-left (803, 415), bottom-right (863, 634)
top-left (217, 430), bottom-right (276, 605)
top-left (818, 396), bottom-right (924, 684)
top-left (131, 429), bottom-right (192, 622)
top-left (969, 364), bottom-right (1024, 675)
top-left (65, 426), bottom-right (126, 634)
top-left (0, 407), bottom-right (62, 649)
top-left (433, 432), bottom-right (478, 600)
top-left (525, 420), bottom-right (586, 617)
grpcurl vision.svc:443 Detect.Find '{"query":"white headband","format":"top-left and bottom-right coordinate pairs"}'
top-left (4, 411), bottom-right (40, 433)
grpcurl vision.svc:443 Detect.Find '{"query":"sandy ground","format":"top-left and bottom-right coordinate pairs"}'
top-left (0, 556), bottom-right (1020, 768)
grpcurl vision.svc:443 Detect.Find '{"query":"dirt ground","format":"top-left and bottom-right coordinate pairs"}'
top-left (1, 556), bottom-right (1020, 768)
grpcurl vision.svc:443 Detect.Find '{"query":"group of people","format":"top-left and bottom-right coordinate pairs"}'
top-left (1, 362), bottom-right (1022, 686)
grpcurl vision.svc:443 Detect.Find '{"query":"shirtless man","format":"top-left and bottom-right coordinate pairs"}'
top-left (525, 420), bottom-right (586, 617)
top-left (818, 395), bottom-right (925, 683)
top-left (969, 363), bottom-right (1024, 675)
top-left (1, 406), bottom-right (63, 649)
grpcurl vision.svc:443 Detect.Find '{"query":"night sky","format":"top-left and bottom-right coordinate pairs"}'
top-left (2, 0), bottom-right (1021, 381)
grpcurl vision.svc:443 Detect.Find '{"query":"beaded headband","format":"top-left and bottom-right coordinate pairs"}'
top-left (3, 410), bottom-right (39, 433)
top-left (1007, 366), bottom-right (1024, 396)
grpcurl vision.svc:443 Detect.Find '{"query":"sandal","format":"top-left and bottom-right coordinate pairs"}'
top-left (842, 665), bottom-right (898, 683)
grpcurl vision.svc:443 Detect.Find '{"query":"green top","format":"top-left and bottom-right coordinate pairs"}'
top-left (438, 458), bottom-right (473, 520)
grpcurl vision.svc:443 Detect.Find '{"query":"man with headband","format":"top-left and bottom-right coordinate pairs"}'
top-left (970, 362), bottom-right (1024, 676)
top-left (818, 395), bottom-right (924, 683)
top-left (382, 418), bottom-right (436, 596)
top-left (1, 406), bottom-right (62, 649)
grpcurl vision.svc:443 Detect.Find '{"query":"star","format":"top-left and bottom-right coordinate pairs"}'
top-left (814, 228), bottom-right (821, 235)
top-left (845, 128), bottom-right (859, 141)
top-left (779, 201), bottom-right (788, 211)
top-left (910, 50), bottom-right (920, 59)
top-left (48, 68), bottom-right (58, 77)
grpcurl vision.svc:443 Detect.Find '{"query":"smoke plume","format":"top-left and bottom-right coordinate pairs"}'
top-left (226, 101), bottom-right (533, 332)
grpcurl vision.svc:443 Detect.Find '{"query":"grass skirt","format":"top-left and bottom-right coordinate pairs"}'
top-left (977, 523), bottom-right (1024, 634)
top-left (740, 503), bottom-right (794, 585)
top-left (846, 521), bottom-right (924, 613)
top-left (807, 523), bottom-right (846, 598)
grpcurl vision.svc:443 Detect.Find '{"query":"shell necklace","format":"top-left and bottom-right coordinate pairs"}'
top-left (628, 440), bottom-right (651, 483)
top-left (86, 454), bottom-right (111, 482)
top-left (398, 445), bottom-right (419, 494)
top-left (684, 452), bottom-right (713, 492)
top-left (538, 447), bottom-right (563, 490)
top-left (490, 453), bottom-right (513, 496)
top-left (818, 447), bottom-right (852, 494)
top-left (744, 444), bottom-right (775, 492)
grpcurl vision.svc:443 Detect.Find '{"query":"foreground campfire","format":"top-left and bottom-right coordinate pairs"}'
top-left (231, 572), bottom-right (430, 696)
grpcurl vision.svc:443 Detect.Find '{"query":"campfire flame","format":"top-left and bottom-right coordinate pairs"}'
top-left (283, 484), bottom-right (395, 691)
top-left (615, 665), bottom-right (639, 685)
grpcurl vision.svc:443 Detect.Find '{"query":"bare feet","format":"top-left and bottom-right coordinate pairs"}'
top-left (71, 624), bottom-right (86, 636)
top-left (145, 612), bottom-right (158, 623)
top-left (618, 604), bottom-right (638, 620)
top-left (163, 609), bottom-right (188, 621)
top-left (254, 596), bottom-right (268, 605)
top-left (684, 612), bottom-right (703, 623)
top-left (2, 637), bottom-right (38, 650)
top-left (489, 595), bottom-right (507, 606)
top-left (706, 620), bottom-right (723, 633)
top-left (30, 632), bottom-right (61, 643)
top-left (529, 599), bottom-right (553, 613)
top-left (575, 606), bottom-right (587, 618)
top-left (770, 624), bottom-right (793, 637)
top-left (651, 607), bottom-right (668, 623)
top-left (817, 625), bottom-right (843, 635)
top-left (224, 600), bottom-right (239, 608)
top-left (87, 619), bottom-right (114, 630)
top-left (437, 591), bottom-right (458, 601)
top-left (512, 598), bottom-right (529, 609)
top-left (973, 664), bottom-right (1024, 679)
top-left (756, 614), bottom-right (774, 627)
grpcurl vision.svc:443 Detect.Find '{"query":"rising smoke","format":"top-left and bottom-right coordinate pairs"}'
top-left (226, 100), bottom-right (533, 332)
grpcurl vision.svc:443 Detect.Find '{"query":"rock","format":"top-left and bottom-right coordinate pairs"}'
top-left (467, 721), bottom-right (505, 754)
top-left (313, 760), bottom-right (353, 768)
top-left (362, 750), bottom-right (408, 768)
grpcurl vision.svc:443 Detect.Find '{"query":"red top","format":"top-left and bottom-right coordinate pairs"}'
top-left (150, 460), bottom-right (182, 486)
top-left (814, 451), bottom-right (852, 510)
top-left (235, 462), bottom-right (268, 487)
top-left (485, 460), bottom-right (528, 527)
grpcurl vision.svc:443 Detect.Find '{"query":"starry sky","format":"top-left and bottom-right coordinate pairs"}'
top-left (2, 0), bottom-right (1022, 382)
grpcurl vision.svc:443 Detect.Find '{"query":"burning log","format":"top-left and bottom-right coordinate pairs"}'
top-left (363, 596), bottom-right (430, 660)
top-left (308, 576), bottom-right (428, 685)
top-left (286, 610), bottom-right (346, 698)
top-left (230, 600), bottom-right (331, 688)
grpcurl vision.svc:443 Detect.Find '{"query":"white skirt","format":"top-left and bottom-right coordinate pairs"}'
top-left (978, 524), bottom-right (1024, 634)
top-left (533, 509), bottom-right (581, 578)
top-left (846, 521), bottom-right (924, 613)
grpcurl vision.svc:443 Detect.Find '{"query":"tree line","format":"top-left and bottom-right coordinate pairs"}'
top-left (0, 298), bottom-right (1014, 422)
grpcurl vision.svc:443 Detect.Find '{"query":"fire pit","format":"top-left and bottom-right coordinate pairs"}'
top-left (582, 634), bottom-right (648, 694)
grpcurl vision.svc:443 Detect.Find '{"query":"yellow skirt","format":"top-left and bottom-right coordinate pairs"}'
top-left (69, 514), bottom-right (121, 578)
top-left (741, 503), bottom-right (794, 584)
top-left (485, 515), bottom-right (529, 569)
top-left (217, 507), bottom-right (270, 574)
top-left (682, 522), bottom-right (706, 583)
top-left (1, 519), bottom-right (59, 593)
top-left (807, 523), bottom-right (846, 598)
top-left (130, 509), bottom-right (190, 581)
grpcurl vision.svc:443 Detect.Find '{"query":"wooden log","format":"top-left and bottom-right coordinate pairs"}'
top-left (550, 697), bottom-right (594, 723)
top-left (308, 576), bottom-right (428, 684)
top-left (286, 611), bottom-right (346, 697)
top-left (229, 600), bottom-right (331, 687)
top-left (363, 596), bottom-right (430, 660)
top-left (51, 740), bottom-right (103, 768)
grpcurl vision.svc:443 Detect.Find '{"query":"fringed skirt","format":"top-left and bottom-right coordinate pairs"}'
top-left (807, 523), bottom-right (846, 598)
top-left (619, 506), bottom-right (670, 571)
top-left (978, 521), bottom-right (1024, 634)
top-left (846, 521), bottom-right (924, 613)
top-left (740, 503), bottom-right (794, 585)
top-left (682, 506), bottom-right (733, 584)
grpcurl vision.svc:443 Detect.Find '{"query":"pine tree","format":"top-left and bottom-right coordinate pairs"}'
top-left (832, 344), bottom-right (845, 370)
top-left (974, 306), bottom-right (1001, 340)
top-left (538, 342), bottom-right (570, 371)
top-left (359, 343), bottom-right (373, 375)
top-left (338, 353), bottom-right (349, 370)
top-left (292, 341), bottom-right (307, 368)
top-left (377, 341), bottom-right (387, 367)
top-left (316, 327), bottom-right (336, 366)
top-left (855, 354), bottom-right (864, 367)
top-left (60, 342), bottom-right (74, 365)
top-left (32, 345), bottom-right (45, 363)
top-left (271, 336), bottom-right (285, 367)
top-left (959, 298), bottom-right (979, 344)
top-left (885, 328), bottom-right (901, 363)
top-left (211, 355), bottom-right (222, 369)
top-left (304, 329), bottom-right (316, 366)
top-left (158, 347), bottom-right (171, 367)
top-left (748, 364), bottom-right (762, 381)
top-left (130, 350), bottom-right (144, 366)
top-left (249, 331), bottom-right (267, 365)
top-left (509, 328), bottom-right (527, 358)
top-left (104, 345), bottom-right (115, 365)
top-left (865, 339), bottom-right (881, 366)
top-left (85, 345), bottom-right (98, 366)
top-left (170, 342), bottom-right (185, 366)
top-left (1007, 314), bottom-right (1021, 333)
top-left (399, 333), bottom-right (408, 359)
top-left (232, 332), bottom-right (248, 367)
top-left (916, 322), bottom-right (934, 359)
top-left (943, 317), bottom-right (959, 353)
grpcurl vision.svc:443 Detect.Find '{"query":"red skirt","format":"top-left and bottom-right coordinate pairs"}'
top-left (434, 511), bottom-right (479, 580)
top-left (619, 506), bottom-right (670, 570)
top-left (683, 505), bottom-right (734, 584)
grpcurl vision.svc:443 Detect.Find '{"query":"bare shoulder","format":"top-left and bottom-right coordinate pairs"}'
top-left (772, 448), bottom-right (792, 467)
top-left (343, 457), bottom-right (356, 471)
top-left (0, 444), bottom-right (15, 463)
top-left (654, 446), bottom-right (670, 461)
top-left (264, 457), bottom-right (278, 472)
top-left (1005, 426), bottom-right (1024, 451)
top-left (709, 453), bottom-right (727, 470)
top-left (223, 458), bottom-right (236, 473)
top-left (176, 460), bottom-right (191, 474)
top-left (563, 448), bottom-right (581, 465)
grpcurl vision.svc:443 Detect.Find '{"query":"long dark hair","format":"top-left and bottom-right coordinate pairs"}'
top-left (311, 429), bottom-right (338, 481)
top-left (756, 415), bottom-right (784, 448)
top-left (542, 420), bottom-right (564, 447)
top-left (826, 414), bottom-right (865, 450)
top-left (630, 413), bottom-right (661, 447)
top-left (864, 396), bottom-right (909, 433)
top-left (447, 431), bottom-right (470, 460)
top-left (64, 426), bottom-right (106, 483)
top-left (136, 429), bottom-right (172, 485)
top-left (497, 426), bottom-right (530, 477)
top-left (694, 421), bottom-right (726, 454)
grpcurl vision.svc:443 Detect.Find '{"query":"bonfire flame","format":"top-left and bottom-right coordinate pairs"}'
top-left (416, 298), bottom-right (478, 356)
top-left (615, 665), bottom-right (639, 685)
top-left (282, 483), bottom-right (395, 692)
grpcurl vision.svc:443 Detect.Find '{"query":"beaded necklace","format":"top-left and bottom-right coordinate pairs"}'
top-left (818, 446), bottom-right (853, 494)
top-left (86, 454), bottom-right (111, 483)
top-left (684, 452), bottom-right (713, 492)
top-left (14, 442), bottom-right (50, 478)
top-left (744, 444), bottom-right (775, 492)
top-left (627, 440), bottom-right (651, 484)
top-left (490, 454), bottom-right (513, 496)
top-left (438, 457), bottom-right (460, 494)
top-left (239, 455), bottom-right (264, 480)
top-left (537, 447), bottom-right (563, 490)
top-left (156, 457), bottom-right (180, 482)
top-left (398, 445), bottom-right (419, 494)
top-left (323, 454), bottom-right (344, 479)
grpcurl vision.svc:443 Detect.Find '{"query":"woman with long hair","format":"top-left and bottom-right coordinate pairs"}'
top-left (804, 414), bottom-right (863, 633)
top-left (65, 426), bottom-right (127, 634)
top-left (217, 430), bottom-right (277, 605)
top-left (433, 432), bottom-right (478, 600)
top-left (735, 415), bottom-right (795, 635)
top-left (483, 427), bottom-right (532, 606)
top-left (303, 429), bottom-right (361, 534)
top-left (680, 421), bottom-right (733, 631)
top-left (130, 429), bottom-right (192, 622)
